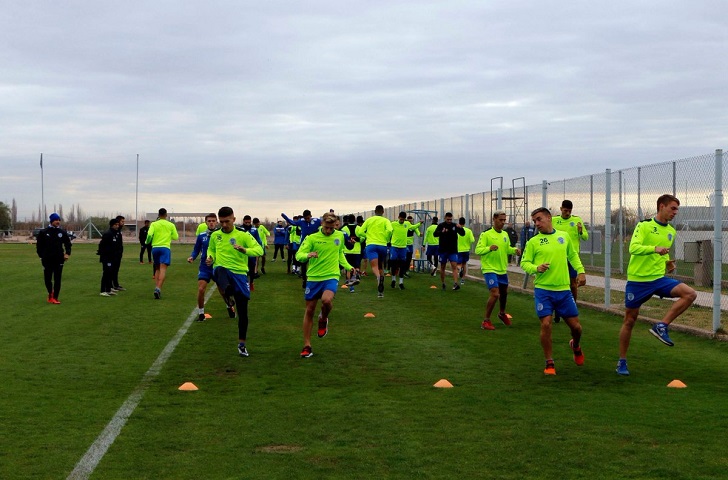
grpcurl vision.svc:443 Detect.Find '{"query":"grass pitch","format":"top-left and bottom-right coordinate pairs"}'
top-left (1, 243), bottom-right (727, 479)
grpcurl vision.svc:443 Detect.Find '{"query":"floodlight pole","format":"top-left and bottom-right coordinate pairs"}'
top-left (135, 154), bottom-right (139, 238)
top-left (40, 153), bottom-right (45, 227)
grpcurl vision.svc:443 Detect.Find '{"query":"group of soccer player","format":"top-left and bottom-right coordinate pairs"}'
top-left (36, 194), bottom-right (692, 375)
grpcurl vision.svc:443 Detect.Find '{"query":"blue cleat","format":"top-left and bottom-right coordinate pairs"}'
top-left (616, 359), bottom-right (630, 376)
top-left (649, 322), bottom-right (674, 346)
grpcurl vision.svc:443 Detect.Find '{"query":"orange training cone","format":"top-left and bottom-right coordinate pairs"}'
top-left (179, 382), bottom-right (199, 391)
top-left (364, 313), bottom-right (376, 318)
top-left (430, 285), bottom-right (438, 289)
top-left (204, 313), bottom-right (212, 319)
top-left (433, 379), bottom-right (453, 388)
top-left (667, 379), bottom-right (687, 388)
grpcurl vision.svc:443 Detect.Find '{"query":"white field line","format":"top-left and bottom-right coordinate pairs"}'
top-left (67, 288), bottom-right (215, 479)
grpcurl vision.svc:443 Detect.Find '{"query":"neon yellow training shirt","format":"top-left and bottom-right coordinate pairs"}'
top-left (361, 216), bottom-right (393, 247)
top-left (457, 227), bottom-right (475, 253)
top-left (553, 214), bottom-right (588, 255)
top-left (207, 228), bottom-right (264, 275)
top-left (424, 224), bottom-right (439, 246)
top-left (475, 228), bottom-right (516, 275)
top-left (146, 219), bottom-right (179, 248)
top-left (627, 218), bottom-right (675, 282)
top-left (296, 229), bottom-right (353, 281)
top-left (521, 230), bottom-right (584, 291)
top-left (390, 220), bottom-right (421, 248)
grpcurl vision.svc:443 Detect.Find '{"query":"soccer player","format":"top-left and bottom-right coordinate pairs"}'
top-left (272, 220), bottom-right (287, 262)
top-left (433, 212), bottom-right (465, 291)
top-left (521, 207), bottom-right (586, 375)
top-left (139, 219), bottom-right (152, 264)
top-left (361, 205), bottom-right (394, 298)
top-left (389, 212), bottom-right (421, 290)
top-left (187, 213), bottom-right (227, 322)
top-left (36, 212), bottom-right (72, 304)
top-left (146, 207), bottom-right (179, 299)
top-left (616, 194), bottom-right (697, 376)
top-left (341, 214), bottom-right (362, 292)
top-left (282, 209), bottom-right (322, 287)
top-left (287, 219), bottom-right (301, 275)
top-left (253, 218), bottom-right (270, 274)
top-left (424, 217), bottom-right (439, 276)
top-left (553, 200), bottom-right (589, 321)
top-left (206, 206), bottom-right (264, 357)
top-left (475, 210), bottom-right (520, 330)
top-left (456, 217), bottom-right (475, 284)
top-left (296, 212), bottom-right (354, 358)
top-left (98, 218), bottom-right (120, 297)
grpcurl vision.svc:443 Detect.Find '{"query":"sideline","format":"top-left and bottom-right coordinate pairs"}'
top-left (67, 288), bottom-right (215, 479)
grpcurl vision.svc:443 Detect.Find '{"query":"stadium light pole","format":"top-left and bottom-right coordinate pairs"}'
top-left (135, 154), bottom-right (139, 238)
top-left (40, 153), bottom-right (45, 227)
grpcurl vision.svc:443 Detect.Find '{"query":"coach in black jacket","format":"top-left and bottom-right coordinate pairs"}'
top-left (98, 218), bottom-right (121, 296)
top-left (36, 212), bottom-right (72, 304)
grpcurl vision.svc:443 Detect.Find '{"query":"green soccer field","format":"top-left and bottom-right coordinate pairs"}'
top-left (2, 243), bottom-right (727, 479)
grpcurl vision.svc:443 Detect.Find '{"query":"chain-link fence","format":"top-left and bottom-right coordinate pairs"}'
top-left (354, 150), bottom-right (726, 334)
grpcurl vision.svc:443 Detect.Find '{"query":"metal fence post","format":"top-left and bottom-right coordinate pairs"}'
top-left (605, 169), bottom-right (611, 309)
top-left (542, 180), bottom-right (547, 209)
top-left (465, 194), bottom-right (470, 227)
top-left (618, 170), bottom-right (624, 274)
top-left (714, 149), bottom-right (723, 334)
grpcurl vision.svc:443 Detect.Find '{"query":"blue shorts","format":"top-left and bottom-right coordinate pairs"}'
top-left (390, 247), bottom-right (408, 261)
top-left (426, 245), bottom-right (439, 256)
top-left (625, 277), bottom-right (682, 309)
top-left (304, 279), bottom-right (339, 300)
top-left (365, 244), bottom-right (388, 262)
top-left (439, 252), bottom-right (459, 264)
top-left (458, 252), bottom-right (470, 264)
top-left (212, 267), bottom-right (250, 299)
top-left (198, 263), bottom-right (213, 282)
top-left (568, 262), bottom-right (578, 279)
top-left (483, 273), bottom-right (509, 289)
top-left (534, 288), bottom-right (578, 319)
top-left (152, 247), bottom-right (171, 266)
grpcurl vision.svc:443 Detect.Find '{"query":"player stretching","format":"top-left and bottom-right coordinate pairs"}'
top-left (521, 207), bottom-right (586, 375)
top-left (616, 194), bottom-right (697, 376)
top-left (296, 212), bottom-right (354, 358)
top-left (475, 210), bottom-right (520, 330)
top-left (206, 206), bottom-right (264, 357)
top-left (361, 205), bottom-right (393, 298)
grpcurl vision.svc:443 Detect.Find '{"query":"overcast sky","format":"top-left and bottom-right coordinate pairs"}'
top-left (2, 1), bottom-right (726, 223)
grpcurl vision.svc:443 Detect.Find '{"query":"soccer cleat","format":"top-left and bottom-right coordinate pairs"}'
top-left (649, 322), bottom-right (674, 346)
top-left (378, 277), bottom-right (385, 294)
top-left (140, 261), bottom-right (144, 264)
top-left (616, 359), bottom-right (630, 376)
top-left (399, 283), bottom-right (405, 290)
top-left (481, 320), bottom-right (495, 330)
top-left (570, 339), bottom-right (584, 366)
top-left (110, 288), bottom-right (119, 293)
top-left (452, 283), bottom-right (460, 291)
top-left (300, 345), bottom-right (313, 358)
top-left (431, 267), bottom-right (437, 276)
top-left (197, 313), bottom-right (206, 322)
top-left (115, 286), bottom-right (126, 291)
top-left (317, 313), bottom-right (328, 338)
top-left (391, 280), bottom-right (396, 289)
top-left (497, 312), bottom-right (512, 326)
top-left (349, 286), bottom-right (355, 293)
top-left (460, 279), bottom-right (465, 285)
top-left (352, 275), bottom-right (361, 286)
top-left (544, 361), bottom-right (556, 375)
top-left (238, 343), bottom-right (249, 357)
top-left (47, 294), bottom-right (54, 303)
top-left (49, 297), bottom-right (61, 304)
top-left (154, 288), bottom-right (161, 299)
top-left (99, 292), bottom-right (111, 297)
top-left (108, 290), bottom-right (117, 296)
top-left (377, 292), bottom-right (384, 299)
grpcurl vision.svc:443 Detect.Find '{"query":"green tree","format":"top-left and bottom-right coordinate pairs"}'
top-left (0, 202), bottom-right (11, 230)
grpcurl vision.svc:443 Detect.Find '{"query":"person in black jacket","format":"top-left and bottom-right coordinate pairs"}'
top-left (111, 215), bottom-right (125, 291)
top-left (98, 218), bottom-right (120, 297)
top-left (36, 212), bottom-right (72, 304)
top-left (433, 212), bottom-right (465, 291)
top-left (138, 219), bottom-right (151, 264)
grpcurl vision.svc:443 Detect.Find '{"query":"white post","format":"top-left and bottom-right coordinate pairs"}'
top-left (40, 153), bottom-right (45, 227)
top-left (135, 154), bottom-right (139, 238)
top-left (541, 180), bottom-right (547, 208)
top-left (713, 149), bottom-right (723, 334)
